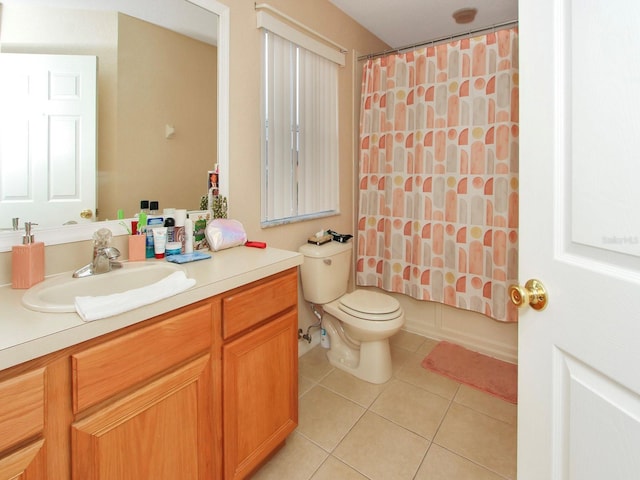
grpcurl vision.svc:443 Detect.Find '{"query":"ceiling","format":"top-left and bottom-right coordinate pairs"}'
top-left (328, 0), bottom-right (518, 50)
top-left (2, 0), bottom-right (218, 45)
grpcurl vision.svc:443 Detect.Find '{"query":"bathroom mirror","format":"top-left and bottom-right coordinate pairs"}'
top-left (0, 0), bottom-right (229, 248)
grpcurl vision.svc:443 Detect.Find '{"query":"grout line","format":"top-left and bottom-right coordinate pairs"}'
top-left (431, 382), bottom-right (460, 441)
top-left (412, 440), bottom-right (435, 480)
top-left (292, 339), bottom-right (515, 480)
top-left (429, 444), bottom-right (514, 480)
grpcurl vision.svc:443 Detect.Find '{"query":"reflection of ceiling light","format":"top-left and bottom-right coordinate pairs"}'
top-left (452, 8), bottom-right (478, 24)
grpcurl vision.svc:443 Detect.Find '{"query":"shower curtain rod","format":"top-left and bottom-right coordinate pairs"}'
top-left (357, 20), bottom-right (518, 61)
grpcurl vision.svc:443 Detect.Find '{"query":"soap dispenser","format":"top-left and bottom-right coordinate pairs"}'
top-left (12, 222), bottom-right (45, 289)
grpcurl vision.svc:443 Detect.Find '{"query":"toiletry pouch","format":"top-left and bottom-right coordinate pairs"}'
top-left (205, 219), bottom-right (247, 251)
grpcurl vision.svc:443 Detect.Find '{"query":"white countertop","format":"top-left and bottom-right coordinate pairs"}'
top-left (0, 246), bottom-right (303, 371)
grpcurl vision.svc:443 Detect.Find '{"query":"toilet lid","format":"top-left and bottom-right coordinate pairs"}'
top-left (338, 290), bottom-right (401, 321)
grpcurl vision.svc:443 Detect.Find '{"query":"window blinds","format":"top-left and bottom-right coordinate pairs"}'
top-left (260, 28), bottom-right (339, 224)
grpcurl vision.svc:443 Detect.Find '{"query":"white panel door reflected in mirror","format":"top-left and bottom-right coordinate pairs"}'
top-left (0, 53), bottom-right (97, 227)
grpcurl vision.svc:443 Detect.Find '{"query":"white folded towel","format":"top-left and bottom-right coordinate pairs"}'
top-left (75, 271), bottom-right (196, 322)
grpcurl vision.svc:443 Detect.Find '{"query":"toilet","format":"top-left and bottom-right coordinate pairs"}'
top-left (298, 241), bottom-right (404, 384)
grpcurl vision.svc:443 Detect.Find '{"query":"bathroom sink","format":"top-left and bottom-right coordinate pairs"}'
top-left (22, 262), bottom-right (186, 313)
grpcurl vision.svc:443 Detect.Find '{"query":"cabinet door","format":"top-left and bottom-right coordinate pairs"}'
top-left (223, 311), bottom-right (298, 480)
top-left (72, 355), bottom-right (213, 480)
top-left (0, 368), bottom-right (46, 479)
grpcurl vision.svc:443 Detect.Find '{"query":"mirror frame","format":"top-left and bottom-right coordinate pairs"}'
top-left (0, 0), bottom-right (229, 252)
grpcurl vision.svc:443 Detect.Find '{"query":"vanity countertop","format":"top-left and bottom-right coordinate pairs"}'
top-left (0, 246), bottom-right (303, 371)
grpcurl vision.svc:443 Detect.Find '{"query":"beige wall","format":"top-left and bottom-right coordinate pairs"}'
top-left (103, 14), bottom-right (217, 219)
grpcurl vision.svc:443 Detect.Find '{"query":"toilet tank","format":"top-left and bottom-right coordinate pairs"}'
top-left (298, 241), bottom-right (352, 304)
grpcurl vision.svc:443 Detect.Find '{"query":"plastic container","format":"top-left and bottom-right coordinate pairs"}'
top-left (128, 235), bottom-right (146, 261)
top-left (320, 326), bottom-right (331, 348)
top-left (165, 242), bottom-right (182, 256)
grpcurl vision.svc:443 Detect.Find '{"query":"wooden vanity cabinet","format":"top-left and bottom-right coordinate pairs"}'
top-left (0, 267), bottom-right (299, 480)
top-left (221, 268), bottom-right (299, 480)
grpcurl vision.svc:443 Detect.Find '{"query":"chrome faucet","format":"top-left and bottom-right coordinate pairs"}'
top-left (92, 246), bottom-right (122, 273)
top-left (73, 228), bottom-right (122, 278)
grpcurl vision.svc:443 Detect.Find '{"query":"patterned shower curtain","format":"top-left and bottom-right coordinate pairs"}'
top-left (356, 28), bottom-right (519, 322)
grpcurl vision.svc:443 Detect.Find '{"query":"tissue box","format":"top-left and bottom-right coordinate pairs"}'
top-left (307, 234), bottom-right (332, 245)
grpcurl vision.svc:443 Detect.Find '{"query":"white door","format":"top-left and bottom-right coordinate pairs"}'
top-left (0, 53), bottom-right (97, 227)
top-left (518, 0), bottom-right (640, 478)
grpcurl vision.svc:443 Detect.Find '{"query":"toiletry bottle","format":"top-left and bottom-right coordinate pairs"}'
top-left (184, 217), bottom-right (194, 253)
top-left (12, 222), bottom-right (45, 289)
top-left (140, 200), bottom-right (150, 214)
top-left (145, 204), bottom-right (164, 258)
top-left (174, 209), bottom-right (187, 252)
top-left (163, 208), bottom-right (176, 242)
top-left (152, 227), bottom-right (168, 259)
top-left (138, 212), bottom-right (147, 236)
top-left (146, 214), bottom-right (164, 258)
top-left (320, 325), bottom-right (331, 348)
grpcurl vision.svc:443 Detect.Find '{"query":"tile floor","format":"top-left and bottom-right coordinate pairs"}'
top-left (251, 331), bottom-right (517, 480)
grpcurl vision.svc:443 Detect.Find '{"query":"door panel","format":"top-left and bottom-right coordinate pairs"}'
top-left (0, 53), bottom-right (97, 227)
top-left (518, 0), bottom-right (640, 478)
top-left (560, 352), bottom-right (640, 479)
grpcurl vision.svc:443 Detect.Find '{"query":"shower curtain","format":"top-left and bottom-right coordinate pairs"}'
top-left (356, 28), bottom-right (519, 322)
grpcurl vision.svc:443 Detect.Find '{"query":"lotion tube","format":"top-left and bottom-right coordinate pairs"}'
top-left (152, 227), bottom-right (168, 258)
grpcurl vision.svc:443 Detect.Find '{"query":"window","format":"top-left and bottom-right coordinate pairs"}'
top-left (260, 28), bottom-right (339, 226)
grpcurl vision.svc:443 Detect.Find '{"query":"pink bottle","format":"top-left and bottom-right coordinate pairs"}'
top-left (12, 222), bottom-right (45, 289)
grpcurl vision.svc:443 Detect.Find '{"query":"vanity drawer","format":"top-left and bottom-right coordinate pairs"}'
top-left (71, 302), bottom-right (214, 413)
top-left (222, 268), bottom-right (298, 339)
top-left (0, 368), bottom-right (45, 452)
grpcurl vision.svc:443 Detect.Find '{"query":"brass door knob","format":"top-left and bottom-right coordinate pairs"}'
top-left (509, 279), bottom-right (548, 310)
top-left (80, 209), bottom-right (93, 219)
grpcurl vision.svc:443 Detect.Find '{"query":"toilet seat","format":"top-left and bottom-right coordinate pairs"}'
top-left (338, 290), bottom-right (401, 321)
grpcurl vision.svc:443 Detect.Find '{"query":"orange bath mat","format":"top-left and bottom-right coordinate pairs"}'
top-left (421, 341), bottom-right (517, 404)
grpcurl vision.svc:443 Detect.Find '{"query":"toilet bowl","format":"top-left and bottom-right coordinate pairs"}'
top-left (298, 241), bottom-right (405, 384)
top-left (322, 290), bottom-right (404, 384)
